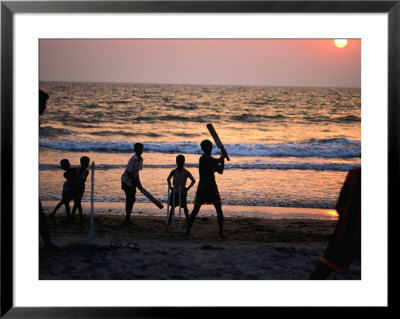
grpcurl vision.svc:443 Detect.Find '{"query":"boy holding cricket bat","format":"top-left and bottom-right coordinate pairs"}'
top-left (185, 139), bottom-right (227, 238)
top-left (121, 143), bottom-right (144, 225)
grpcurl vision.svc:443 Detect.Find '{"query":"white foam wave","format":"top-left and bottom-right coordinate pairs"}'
top-left (39, 138), bottom-right (360, 158)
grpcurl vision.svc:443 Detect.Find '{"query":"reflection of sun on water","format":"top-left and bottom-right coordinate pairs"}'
top-left (326, 209), bottom-right (339, 218)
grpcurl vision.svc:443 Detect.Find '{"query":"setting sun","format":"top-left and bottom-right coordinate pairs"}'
top-left (334, 39), bottom-right (348, 48)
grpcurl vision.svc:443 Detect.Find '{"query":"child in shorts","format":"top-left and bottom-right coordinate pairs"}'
top-left (167, 154), bottom-right (196, 227)
top-left (71, 156), bottom-right (90, 221)
top-left (185, 139), bottom-right (227, 238)
top-left (121, 143), bottom-right (144, 225)
top-left (49, 159), bottom-right (77, 223)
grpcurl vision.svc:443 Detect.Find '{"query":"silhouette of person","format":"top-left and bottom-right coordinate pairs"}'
top-left (39, 89), bottom-right (55, 248)
top-left (121, 143), bottom-right (144, 225)
top-left (185, 139), bottom-right (227, 238)
top-left (167, 154), bottom-right (196, 227)
top-left (310, 166), bottom-right (361, 279)
top-left (49, 159), bottom-right (78, 223)
top-left (71, 156), bottom-right (90, 221)
top-left (39, 89), bottom-right (48, 116)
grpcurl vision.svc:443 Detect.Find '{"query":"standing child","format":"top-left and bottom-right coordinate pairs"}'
top-left (185, 139), bottom-right (227, 238)
top-left (71, 156), bottom-right (90, 221)
top-left (121, 143), bottom-right (144, 225)
top-left (167, 154), bottom-right (196, 228)
top-left (49, 159), bottom-right (77, 223)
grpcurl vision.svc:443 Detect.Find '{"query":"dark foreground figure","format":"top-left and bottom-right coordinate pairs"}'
top-left (39, 89), bottom-right (55, 248)
top-left (310, 166), bottom-right (361, 279)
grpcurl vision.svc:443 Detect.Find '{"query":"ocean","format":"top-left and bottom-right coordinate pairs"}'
top-left (39, 82), bottom-right (361, 219)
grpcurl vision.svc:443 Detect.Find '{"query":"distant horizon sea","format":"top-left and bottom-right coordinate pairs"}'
top-left (39, 81), bottom-right (361, 219)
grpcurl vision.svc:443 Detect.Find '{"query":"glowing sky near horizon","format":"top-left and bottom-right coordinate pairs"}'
top-left (39, 39), bottom-right (361, 88)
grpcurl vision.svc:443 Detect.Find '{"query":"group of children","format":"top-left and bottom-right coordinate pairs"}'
top-left (120, 140), bottom-right (227, 237)
top-left (50, 156), bottom-right (90, 223)
top-left (52, 139), bottom-right (227, 237)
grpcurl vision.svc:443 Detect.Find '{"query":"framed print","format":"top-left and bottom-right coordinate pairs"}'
top-left (1, 0), bottom-right (397, 317)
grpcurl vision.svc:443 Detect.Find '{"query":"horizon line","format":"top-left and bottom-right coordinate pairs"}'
top-left (39, 80), bottom-right (361, 90)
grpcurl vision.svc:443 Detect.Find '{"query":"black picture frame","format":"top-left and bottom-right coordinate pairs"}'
top-left (1, 1), bottom-right (396, 317)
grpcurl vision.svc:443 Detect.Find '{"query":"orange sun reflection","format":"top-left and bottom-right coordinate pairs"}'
top-left (326, 209), bottom-right (339, 218)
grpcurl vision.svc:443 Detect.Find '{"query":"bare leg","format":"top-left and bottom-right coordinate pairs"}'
top-left (185, 204), bottom-right (201, 236)
top-left (183, 205), bottom-right (189, 221)
top-left (49, 200), bottom-right (63, 222)
top-left (214, 202), bottom-right (224, 237)
top-left (72, 198), bottom-right (83, 220)
top-left (124, 189), bottom-right (135, 224)
top-left (64, 202), bottom-right (73, 223)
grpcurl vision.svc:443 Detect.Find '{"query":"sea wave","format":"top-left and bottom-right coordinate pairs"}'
top-left (39, 137), bottom-right (361, 158)
top-left (39, 160), bottom-right (359, 172)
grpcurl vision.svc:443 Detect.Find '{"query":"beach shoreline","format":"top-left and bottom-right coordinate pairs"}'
top-left (39, 206), bottom-right (360, 280)
top-left (41, 200), bottom-right (338, 220)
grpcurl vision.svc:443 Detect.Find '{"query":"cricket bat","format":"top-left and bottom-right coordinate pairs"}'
top-left (141, 187), bottom-right (164, 209)
top-left (206, 123), bottom-right (230, 161)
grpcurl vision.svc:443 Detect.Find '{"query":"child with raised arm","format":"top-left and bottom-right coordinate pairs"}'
top-left (167, 154), bottom-right (196, 228)
top-left (71, 156), bottom-right (90, 221)
top-left (185, 139), bottom-right (227, 238)
top-left (121, 143), bottom-right (144, 225)
top-left (49, 159), bottom-right (77, 223)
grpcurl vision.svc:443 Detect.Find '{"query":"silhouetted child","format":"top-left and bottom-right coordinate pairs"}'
top-left (167, 155), bottom-right (196, 228)
top-left (309, 166), bottom-right (361, 279)
top-left (71, 156), bottom-right (90, 221)
top-left (49, 159), bottom-right (78, 223)
top-left (121, 143), bottom-right (144, 225)
top-left (185, 139), bottom-right (227, 238)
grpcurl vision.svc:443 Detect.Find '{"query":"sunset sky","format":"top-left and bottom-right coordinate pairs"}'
top-left (39, 39), bottom-right (361, 88)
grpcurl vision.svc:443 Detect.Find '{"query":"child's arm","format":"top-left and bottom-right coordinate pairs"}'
top-left (82, 169), bottom-right (89, 182)
top-left (167, 170), bottom-right (174, 188)
top-left (216, 154), bottom-right (225, 174)
top-left (216, 149), bottom-right (227, 174)
top-left (218, 149), bottom-right (227, 163)
top-left (64, 170), bottom-right (73, 180)
top-left (125, 170), bottom-right (142, 190)
top-left (186, 171), bottom-right (196, 192)
top-left (135, 175), bottom-right (143, 191)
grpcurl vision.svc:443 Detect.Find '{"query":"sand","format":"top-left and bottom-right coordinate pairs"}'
top-left (39, 208), bottom-right (361, 280)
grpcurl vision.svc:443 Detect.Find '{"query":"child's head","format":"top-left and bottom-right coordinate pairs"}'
top-left (134, 143), bottom-right (144, 156)
top-left (60, 159), bottom-right (70, 171)
top-left (176, 155), bottom-right (185, 168)
top-left (80, 156), bottom-right (90, 168)
top-left (200, 139), bottom-right (213, 154)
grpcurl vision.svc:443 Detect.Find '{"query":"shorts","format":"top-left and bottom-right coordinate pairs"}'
top-left (169, 190), bottom-right (187, 207)
top-left (62, 189), bottom-right (74, 203)
top-left (74, 186), bottom-right (85, 201)
top-left (122, 181), bottom-right (136, 200)
top-left (193, 193), bottom-right (221, 206)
